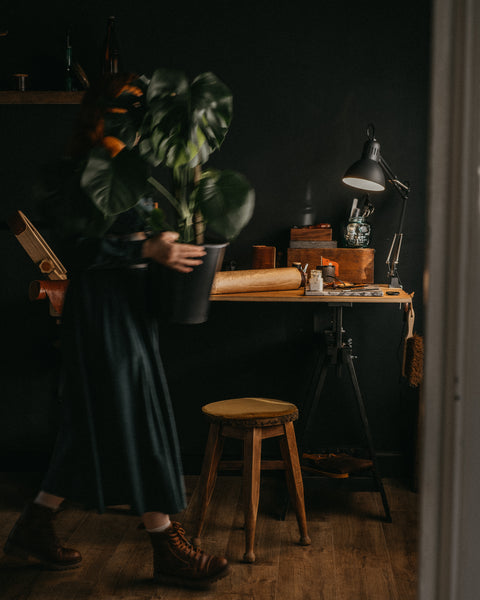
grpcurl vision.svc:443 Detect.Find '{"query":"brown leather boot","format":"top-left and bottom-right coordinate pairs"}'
top-left (149, 521), bottom-right (229, 589)
top-left (3, 502), bottom-right (82, 570)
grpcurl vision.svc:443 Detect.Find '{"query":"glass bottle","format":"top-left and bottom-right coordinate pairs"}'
top-left (65, 31), bottom-right (74, 91)
top-left (344, 215), bottom-right (371, 248)
top-left (308, 269), bottom-right (323, 291)
top-left (102, 16), bottom-right (121, 74)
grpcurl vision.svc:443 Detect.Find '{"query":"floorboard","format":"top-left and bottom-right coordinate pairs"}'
top-left (0, 473), bottom-right (418, 600)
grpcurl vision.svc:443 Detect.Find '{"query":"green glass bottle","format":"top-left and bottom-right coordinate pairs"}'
top-left (65, 31), bottom-right (74, 91)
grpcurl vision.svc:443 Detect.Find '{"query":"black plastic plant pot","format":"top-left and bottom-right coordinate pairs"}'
top-left (170, 243), bottom-right (228, 325)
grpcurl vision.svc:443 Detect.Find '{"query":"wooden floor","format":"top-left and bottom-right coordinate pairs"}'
top-left (0, 472), bottom-right (418, 600)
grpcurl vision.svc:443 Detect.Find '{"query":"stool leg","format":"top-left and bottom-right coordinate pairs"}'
top-left (279, 422), bottom-right (311, 546)
top-left (192, 423), bottom-right (224, 546)
top-left (242, 427), bottom-right (262, 563)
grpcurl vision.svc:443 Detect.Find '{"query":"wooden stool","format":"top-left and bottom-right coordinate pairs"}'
top-left (191, 397), bottom-right (311, 563)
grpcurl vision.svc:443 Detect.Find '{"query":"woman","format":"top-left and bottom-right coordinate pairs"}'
top-left (3, 74), bottom-right (229, 589)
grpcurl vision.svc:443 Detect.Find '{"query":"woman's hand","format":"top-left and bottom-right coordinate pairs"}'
top-left (142, 231), bottom-right (206, 273)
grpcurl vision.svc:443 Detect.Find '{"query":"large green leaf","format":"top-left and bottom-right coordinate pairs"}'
top-left (195, 170), bottom-right (255, 241)
top-left (141, 69), bottom-right (233, 169)
top-left (191, 72), bottom-right (233, 151)
top-left (81, 147), bottom-right (149, 216)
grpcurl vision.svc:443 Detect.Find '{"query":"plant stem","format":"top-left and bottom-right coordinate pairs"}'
top-left (147, 176), bottom-right (182, 213)
top-left (194, 211), bottom-right (205, 245)
top-left (192, 165), bottom-right (205, 244)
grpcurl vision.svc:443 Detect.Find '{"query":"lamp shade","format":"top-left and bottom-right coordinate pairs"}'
top-left (342, 139), bottom-right (385, 192)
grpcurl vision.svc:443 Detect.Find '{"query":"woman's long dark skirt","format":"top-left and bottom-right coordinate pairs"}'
top-left (41, 266), bottom-right (186, 515)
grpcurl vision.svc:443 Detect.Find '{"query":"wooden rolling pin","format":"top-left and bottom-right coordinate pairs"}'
top-left (211, 267), bottom-right (304, 294)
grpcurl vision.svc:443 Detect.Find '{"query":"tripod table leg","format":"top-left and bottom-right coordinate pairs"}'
top-left (344, 348), bottom-right (392, 523)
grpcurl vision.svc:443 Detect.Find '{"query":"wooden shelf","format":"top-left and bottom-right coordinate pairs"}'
top-left (0, 91), bottom-right (84, 105)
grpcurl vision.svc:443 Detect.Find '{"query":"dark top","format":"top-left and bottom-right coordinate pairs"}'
top-left (39, 158), bottom-right (186, 515)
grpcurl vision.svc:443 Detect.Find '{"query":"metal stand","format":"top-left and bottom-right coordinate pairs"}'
top-left (299, 303), bottom-right (392, 523)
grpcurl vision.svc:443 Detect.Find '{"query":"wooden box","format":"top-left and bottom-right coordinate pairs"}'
top-left (290, 227), bottom-right (332, 241)
top-left (287, 248), bottom-right (375, 284)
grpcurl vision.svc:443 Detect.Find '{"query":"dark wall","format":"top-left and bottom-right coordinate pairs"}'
top-left (0, 1), bottom-right (431, 475)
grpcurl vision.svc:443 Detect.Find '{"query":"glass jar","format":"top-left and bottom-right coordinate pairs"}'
top-left (344, 216), bottom-right (371, 248)
top-left (309, 269), bottom-right (323, 291)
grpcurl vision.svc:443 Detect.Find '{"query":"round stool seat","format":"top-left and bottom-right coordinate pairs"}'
top-left (202, 397), bottom-right (298, 427)
top-left (194, 396), bottom-right (310, 562)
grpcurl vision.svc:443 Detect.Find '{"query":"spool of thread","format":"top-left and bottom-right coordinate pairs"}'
top-left (252, 245), bottom-right (276, 269)
top-left (13, 73), bottom-right (28, 91)
top-left (318, 263), bottom-right (336, 283)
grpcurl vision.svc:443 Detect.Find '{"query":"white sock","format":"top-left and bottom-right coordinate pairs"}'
top-left (146, 520), bottom-right (172, 533)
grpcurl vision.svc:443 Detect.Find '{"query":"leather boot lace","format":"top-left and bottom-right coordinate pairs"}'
top-left (150, 521), bottom-right (229, 585)
top-left (169, 522), bottom-right (202, 555)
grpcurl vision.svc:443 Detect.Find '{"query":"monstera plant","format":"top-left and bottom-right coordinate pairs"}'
top-left (78, 68), bottom-right (255, 323)
top-left (80, 68), bottom-right (255, 245)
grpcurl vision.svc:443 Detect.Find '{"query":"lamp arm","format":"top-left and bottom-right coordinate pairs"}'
top-left (386, 232), bottom-right (403, 275)
top-left (378, 155), bottom-right (410, 287)
top-left (379, 156), bottom-right (410, 202)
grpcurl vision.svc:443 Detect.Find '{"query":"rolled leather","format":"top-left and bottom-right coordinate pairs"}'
top-left (211, 267), bottom-right (303, 294)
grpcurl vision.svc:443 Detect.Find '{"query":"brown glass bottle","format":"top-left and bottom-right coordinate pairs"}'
top-left (102, 16), bottom-right (120, 74)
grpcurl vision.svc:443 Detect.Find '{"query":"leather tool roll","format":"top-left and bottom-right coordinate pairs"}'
top-left (211, 267), bottom-right (303, 294)
top-left (29, 280), bottom-right (70, 315)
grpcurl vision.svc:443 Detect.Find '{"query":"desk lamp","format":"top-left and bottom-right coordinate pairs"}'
top-left (342, 124), bottom-right (410, 288)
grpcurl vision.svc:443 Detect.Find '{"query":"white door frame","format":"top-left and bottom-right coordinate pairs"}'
top-left (420, 0), bottom-right (480, 598)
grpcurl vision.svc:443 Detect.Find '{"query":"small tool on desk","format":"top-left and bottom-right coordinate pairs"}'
top-left (348, 195), bottom-right (375, 221)
top-left (305, 287), bottom-right (383, 297)
top-left (360, 195), bottom-right (375, 219)
top-left (315, 257), bottom-right (339, 283)
top-left (349, 197), bottom-right (358, 220)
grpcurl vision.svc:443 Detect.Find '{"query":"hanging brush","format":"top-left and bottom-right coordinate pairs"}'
top-left (402, 299), bottom-right (424, 387)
